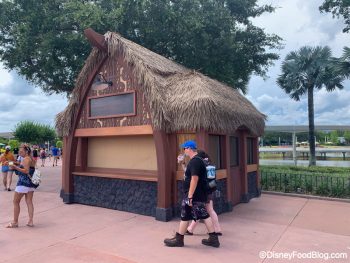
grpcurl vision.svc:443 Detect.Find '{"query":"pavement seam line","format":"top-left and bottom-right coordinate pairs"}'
top-left (261, 198), bottom-right (309, 263)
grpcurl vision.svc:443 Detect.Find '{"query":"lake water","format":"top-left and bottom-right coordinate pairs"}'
top-left (260, 159), bottom-right (350, 167)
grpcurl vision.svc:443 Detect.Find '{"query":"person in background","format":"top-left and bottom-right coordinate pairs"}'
top-left (32, 147), bottom-right (38, 168)
top-left (13, 147), bottom-right (19, 160)
top-left (40, 148), bottom-right (47, 167)
top-left (52, 146), bottom-right (59, 166)
top-left (1, 146), bottom-right (15, 191)
top-left (6, 144), bottom-right (38, 228)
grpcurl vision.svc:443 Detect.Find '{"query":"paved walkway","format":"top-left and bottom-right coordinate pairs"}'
top-left (1, 159), bottom-right (350, 262)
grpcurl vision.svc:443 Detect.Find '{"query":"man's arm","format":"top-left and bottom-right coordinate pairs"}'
top-left (188, 175), bottom-right (199, 206)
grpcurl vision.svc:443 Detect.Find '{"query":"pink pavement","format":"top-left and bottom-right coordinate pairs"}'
top-left (1, 158), bottom-right (350, 263)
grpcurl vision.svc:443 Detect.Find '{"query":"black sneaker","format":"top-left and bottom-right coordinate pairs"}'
top-left (7, 188), bottom-right (11, 191)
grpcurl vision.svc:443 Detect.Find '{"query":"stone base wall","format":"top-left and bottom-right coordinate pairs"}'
top-left (73, 175), bottom-right (157, 216)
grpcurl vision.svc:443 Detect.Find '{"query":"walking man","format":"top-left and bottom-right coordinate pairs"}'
top-left (164, 140), bottom-right (220, 248)
top-left (52, 146), bottom-right (59, 167)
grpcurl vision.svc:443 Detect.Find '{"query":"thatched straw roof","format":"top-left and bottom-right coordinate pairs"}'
top-left (56, 31), bottom-right (265, 137)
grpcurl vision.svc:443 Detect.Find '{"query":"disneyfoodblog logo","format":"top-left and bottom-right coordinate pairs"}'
top-left (259, 250), bottom-right (348, 261)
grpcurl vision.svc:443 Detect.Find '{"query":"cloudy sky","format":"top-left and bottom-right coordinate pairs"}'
top-left (248, 0), bottom-right (350, 125)
top-left (0, 0), bottom-right (350, 132)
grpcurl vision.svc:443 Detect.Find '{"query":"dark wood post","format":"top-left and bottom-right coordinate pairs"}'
top-left (196, 129), bottom-right (209, 151)
top-left (78, 137), bottom-right (88, 171)
top-left (239, 130), bottom-right (249, 202)
top-left (223, 135), bottom-right (233, 211)
top-left (154, 130), bottom-right (173, 221)
top-left (254, 137), bottom-right (261, 196)
top-left (61, 135), bottom-right (78, 203)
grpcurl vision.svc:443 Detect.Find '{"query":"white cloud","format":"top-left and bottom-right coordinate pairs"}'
top-left (0, 63), bottom-right (13, 87)
top-left (0, 72), bottom-right (68, 132)
top-left (247, 0), bottom-right (350, 126)
top-left (0, 0), bottom-right (349, 132)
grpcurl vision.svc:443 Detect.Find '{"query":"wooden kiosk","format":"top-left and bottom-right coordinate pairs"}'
top-left (56, 28), bottom-right (265, 221)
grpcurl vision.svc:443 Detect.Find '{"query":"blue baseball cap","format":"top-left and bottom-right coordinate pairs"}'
top-left (181, 140), bottom-right (197, 150)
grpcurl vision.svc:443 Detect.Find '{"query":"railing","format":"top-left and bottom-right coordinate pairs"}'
top-left (261, 171), bottom-right (350, 198)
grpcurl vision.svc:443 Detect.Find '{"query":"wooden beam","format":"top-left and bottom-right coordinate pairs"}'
top-left (196, 129), bottom-right (209, 151)
top-left (254, 137), bottom-right (261, 190)
top-left (72, 167), bottom-right (157, 182)
top-left (239, 130), bottom-right (248, 202)
top-left (153, 130), bottom-right (172, 208)
top-left (84, 28), bottom-right (107, 51)
top-left (74, 125), bottom-right (153, 137)
top-left (223, 135), bottom-right (233, 203)
top-left (62, 136), bottom-right (78, 202)
top-left (247, 164), bottom-right (258, 173)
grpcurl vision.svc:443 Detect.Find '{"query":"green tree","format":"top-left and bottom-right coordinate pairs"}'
top-left (14, 121), bottom-right (41, 144)
top-left (13, 121), bottom-right (56, 145)
top-left (277, 46), bottom-right (345, 166)
top-left (343, 131), bottom-right (350, 144)
top-left (330, 130), bottom-right (339, 144)
top-left (320, 0), bottom-right (350, 33)
top-left (39, 124), bottom-right (57, 144)
top-left (0, 0), bottom-right (282, 95)
top-left (8, 139), bottom-right (20, 150)
top-left (56, 140), bottom-right (63, 149)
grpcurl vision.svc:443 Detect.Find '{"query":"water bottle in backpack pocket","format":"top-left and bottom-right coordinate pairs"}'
top-left (206, 165), bottom-right (217, 190)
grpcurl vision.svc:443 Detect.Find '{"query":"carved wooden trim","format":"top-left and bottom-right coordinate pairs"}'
top-left (74, 125), bottom-right (153, 137)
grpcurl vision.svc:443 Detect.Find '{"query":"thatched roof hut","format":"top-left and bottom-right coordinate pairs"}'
top-left (56, 31), bottom-right (265, 137)
top-left (58, 29), bottom-right (265, 221)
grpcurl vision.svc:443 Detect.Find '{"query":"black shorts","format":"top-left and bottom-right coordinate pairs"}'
top-left (180, 199), bottom-right (210, 221)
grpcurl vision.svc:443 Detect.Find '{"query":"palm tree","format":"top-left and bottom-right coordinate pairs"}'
top-left (332, 47), bottom-right (350, 78)
top-left (277, 46), bottom-right (344, 166)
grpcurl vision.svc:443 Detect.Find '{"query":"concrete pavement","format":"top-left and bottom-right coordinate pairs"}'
top-left (1, 158), bottom-right (350, 262)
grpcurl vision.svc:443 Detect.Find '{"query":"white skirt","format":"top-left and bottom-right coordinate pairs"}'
top-left (15, 186), bottom-right (35, 193)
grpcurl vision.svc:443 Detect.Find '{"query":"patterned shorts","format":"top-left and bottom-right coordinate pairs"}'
top-left (180, 199), bottom-right (210, 221)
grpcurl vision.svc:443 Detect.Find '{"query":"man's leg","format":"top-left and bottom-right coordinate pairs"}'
top-left (178, 220), bottom-right (189, 235)
top-left (164, 220), bottom-right (188, 247)
top-left (192, 202), bottom-right (220, 248)
top-left (164, 200), bottom-right (191, 247)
